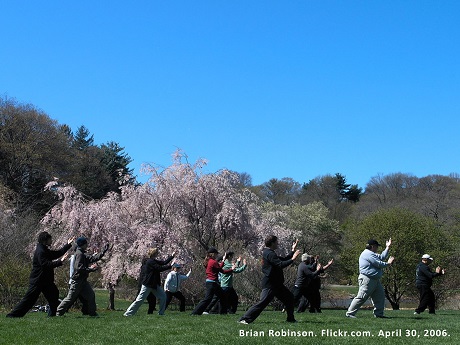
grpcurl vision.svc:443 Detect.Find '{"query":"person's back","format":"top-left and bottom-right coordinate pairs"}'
top-left (416, 262), bottom-right (435, 287)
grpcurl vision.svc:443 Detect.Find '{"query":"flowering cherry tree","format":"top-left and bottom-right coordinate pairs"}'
top-left (41, 150), bottom-right (274, 293)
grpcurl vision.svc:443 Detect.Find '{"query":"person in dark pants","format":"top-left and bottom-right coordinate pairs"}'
top-left (292, 253), bottom-right (322, 312)
top-left (205, 252), bottom-right (247, 314)
top-left (414, 254), bottom-right (445, 315)
top-left (239, 235), bottom-right (300, 324)
top-left (191, 247), bottom-right (234, 315)
top-left (164, 263), bottom-right (191, 312)
top-left (306, 255), bottom-right (333, 313)
top-left (6, 232), bottom-right (74, 318)
top-left (57, 237), bottom-right (109, 316)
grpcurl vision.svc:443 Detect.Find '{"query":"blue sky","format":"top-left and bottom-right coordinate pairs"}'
top-left (1, 1), bottom-right (459, 189)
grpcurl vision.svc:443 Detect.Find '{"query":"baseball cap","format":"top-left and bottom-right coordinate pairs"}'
top-left (422, 254), bottom-right (433, 260)
top-left (367, 239), bottom-right (381, 246)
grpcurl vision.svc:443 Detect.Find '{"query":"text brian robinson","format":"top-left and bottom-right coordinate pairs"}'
top-left (239, 329), bottom-right (315, 337)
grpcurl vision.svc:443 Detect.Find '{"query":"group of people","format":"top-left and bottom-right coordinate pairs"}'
top-left (6, 232), bottom-right (446, 322)
top-left (6, 233), bottom-right (108, 318)
top-left (345, 238), bottom-right (445, 319)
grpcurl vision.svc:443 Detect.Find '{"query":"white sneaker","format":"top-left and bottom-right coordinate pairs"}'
top-left (239, 320), bottom-right (249, 324)
top-left (346, 314), bottom-right (357, 318)
top-left (202, 312), bottom-right (209, 315)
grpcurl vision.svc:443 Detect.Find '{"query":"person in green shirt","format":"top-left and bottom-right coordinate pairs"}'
top-left (220, 251), bottom-right (247, 314)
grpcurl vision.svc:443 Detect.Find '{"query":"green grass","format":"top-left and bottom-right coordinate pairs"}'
top-left (1, 292), bottom-right (459, 345)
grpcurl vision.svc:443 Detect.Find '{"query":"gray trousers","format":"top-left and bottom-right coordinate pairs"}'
top-left (124, 284), bottom-right (166, 316)
top-left (346, 274), bottom-right (386, 317)
top-left (57, 280), bottom-right (97, 316)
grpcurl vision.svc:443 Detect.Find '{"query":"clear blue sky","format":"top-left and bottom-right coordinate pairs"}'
top-left (1, 1), bottom-right (459, 188)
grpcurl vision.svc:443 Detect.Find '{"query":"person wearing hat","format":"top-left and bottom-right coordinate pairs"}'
top-left (239, 235), bottom-right (301, 324)
top-left (414, 254), bottom-right (445, 315)
top-left (6, 232), bottom-right (74, 318)
top-left (124, 247), bottom-right (175, 316)
top-left (164, 263), bottom-right (191, 312)
top-left (57, 236), bottom-right (109, 316)
top-left (292, 253), bottom-right (323, 311)
top-left (346, 238), bottom-right (394, 319)
top-left (191, 247), bottom-right (235, 315)
top-left (205, 252), bottom-right (248, 314)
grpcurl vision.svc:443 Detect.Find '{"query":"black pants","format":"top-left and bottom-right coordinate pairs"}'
top-left (192, 281), bottom-right (228, 315)
top-left (204, 294), bottom-right (220, 313)
top-left (239, 285), bottom-right (295, 324)
top-left (224, 287), bottom-right (239, 314)
top-left (206, 287), bottom-right (239, 314)
top-left (165, 291), bottom-right (186, 312)
top-left (307, 286), bottom-right (321, 312)
top-left (7, 282), bottom-right (60, 317)
top-left (292, 286), bottom-right (311, 312)
top-left (415, 285), bottom-right (436, 314)
top-left (297, 295), bottom-right (309, 312)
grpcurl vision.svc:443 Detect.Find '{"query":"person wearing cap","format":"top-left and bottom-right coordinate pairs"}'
top-left (164, 263), bottom-right (191, 312)
top-left (191, 247), bottom-right (235, 315)
top-left (124, 247), bottom-right (175, 316)
top-left (292, 253), bottom-right (323, 312)
top-left (6, 232), bottom-right (74, 318)
top-left (239, 235), bottom-right (301, 324)
top-left (414, 254), bottom-right (445, 315)
top-left (346, 238), bottom-right (394, 319)
top-left (57, 236), bottom-right (109, 316)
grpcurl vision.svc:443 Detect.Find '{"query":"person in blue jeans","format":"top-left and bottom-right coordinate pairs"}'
top-left (124, 248), bottom-right (175, 316)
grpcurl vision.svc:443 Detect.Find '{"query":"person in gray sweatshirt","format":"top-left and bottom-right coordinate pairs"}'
top-left (346, 238), bottom-right (394, 319)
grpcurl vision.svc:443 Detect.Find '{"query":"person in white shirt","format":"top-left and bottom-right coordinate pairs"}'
top-left (164, 263), bottom-right (191, 312)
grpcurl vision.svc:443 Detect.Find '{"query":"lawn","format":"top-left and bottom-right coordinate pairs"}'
top-left (1, 291), bottom-right (458, 345)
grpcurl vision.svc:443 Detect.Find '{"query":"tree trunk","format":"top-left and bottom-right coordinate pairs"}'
top-left (108, 283), bottom-right (115, 310)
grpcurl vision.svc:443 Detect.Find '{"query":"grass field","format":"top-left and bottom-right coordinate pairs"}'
top-left (1, 291), bottom-right (459, 345)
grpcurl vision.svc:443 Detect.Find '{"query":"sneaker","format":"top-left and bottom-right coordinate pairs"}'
top-left (202, 312), bottom-right (209, 315)
top-left (414, 312), bottom-right (420, 315)
top-left (346, 314), bottom-right (357, 318)
top-left (374, 315), bottom-right (390, 319)
top-left (286, 319), bottom-right (298, 323)
top-left (239, 320), bottom-right (249, 325)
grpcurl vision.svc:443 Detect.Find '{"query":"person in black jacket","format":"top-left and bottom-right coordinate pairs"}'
top-left (292, 254), bottom-right (322, 311)
top-left (57, 236), bottom-right (109, 316)
top-left (6, 231), bottom-right (74, 318)
top-left (306, 255), bottom-right (333, 313)
top-left (414, 254), bottom-right (445, 315)
top-left (136, 257), bottom-right (157, 314)
top-left (124, 247), bottom-right (175, 316)
top-left (239, 235), bottom-right (300, 324)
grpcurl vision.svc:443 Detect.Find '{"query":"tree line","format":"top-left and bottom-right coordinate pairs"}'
top-left (1, 96), bottom-right (459, 310)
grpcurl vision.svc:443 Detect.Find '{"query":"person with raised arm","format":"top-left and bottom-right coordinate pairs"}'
top-left (346, 238), bottom-right (394, 319)
top-left (239, 236), bottom-right (300, 324)
top-left (7, 232), bottom-right (74, 318)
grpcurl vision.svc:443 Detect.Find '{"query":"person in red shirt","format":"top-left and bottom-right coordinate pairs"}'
top-left (191, 247), bottom-right (234, 315)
